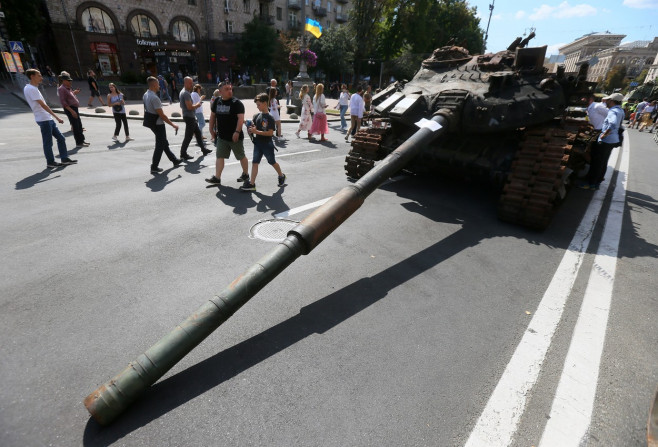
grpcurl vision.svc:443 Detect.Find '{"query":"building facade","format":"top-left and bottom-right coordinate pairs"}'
top-left (39, 0), bottom-right (350, 81)
top-left (558, 32), bottom-right (658, 85)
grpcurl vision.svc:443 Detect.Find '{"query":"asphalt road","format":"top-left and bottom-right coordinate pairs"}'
top-left (1, 85), bottom-right (657, 447)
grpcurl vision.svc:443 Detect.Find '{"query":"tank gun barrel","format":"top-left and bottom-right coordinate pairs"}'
top-left (84, 114), bottom-right (450, 425)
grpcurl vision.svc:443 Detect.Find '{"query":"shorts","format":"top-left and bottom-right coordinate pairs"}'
top-left (216, 138), bottom-right (245, 160)
top-left (252, 139), bottom-right (276, 165)
top-left (90, 89), bottom-right (101, 97)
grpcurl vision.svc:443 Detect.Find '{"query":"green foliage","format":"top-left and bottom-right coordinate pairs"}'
top-left (1, 0), bottom-right (45, 44)
top-left (378, 0), bottom-right (484, 60)
top-left (348, 0), bottom-right (394, 83)
top-left (237, 18), bottom-right (279, 78)
top-left (309, 25), bottom-right (354, 80)
top-left (388, 45), bottom-right (425, 81)
top-left (601, 64), bottom-right (629, 93)
top-left (633, 68), bottom-right (648, 85)
top-left (119, 71), bottom-right (143, 85)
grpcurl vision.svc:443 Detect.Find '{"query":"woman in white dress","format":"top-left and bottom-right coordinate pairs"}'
top-left (268, 88), bottom-right (282, 138)
top-left (295, 84), bottom-right (313, 140)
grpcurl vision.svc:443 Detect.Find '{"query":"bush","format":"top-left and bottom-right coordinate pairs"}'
top-left (119, 71), bottom-right (143, 85)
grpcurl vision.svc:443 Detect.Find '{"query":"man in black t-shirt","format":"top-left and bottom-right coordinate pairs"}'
top-left (86, 70), bottom-right (106, 107)
top-left (205, 81), bottom-right (249, 185)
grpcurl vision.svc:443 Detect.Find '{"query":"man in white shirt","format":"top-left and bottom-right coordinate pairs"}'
top-left (631, 98), bottom-right (649, 129)
top-left (23, 68), bottom-right (77, 169)
top-left (586, 95), bottom-right (608, 131)
top-left (345, 85), bottom-right (364, 142)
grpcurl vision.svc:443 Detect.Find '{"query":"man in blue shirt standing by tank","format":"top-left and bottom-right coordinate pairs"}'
top-left (580, 92), bottom-right (624, 190)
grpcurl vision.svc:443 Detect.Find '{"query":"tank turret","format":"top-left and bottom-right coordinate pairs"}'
top-left (346, 35), bottom-right (599, 229)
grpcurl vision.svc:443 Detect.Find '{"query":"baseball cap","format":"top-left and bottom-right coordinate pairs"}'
top-left (602, 93), bottom-right (624, 102)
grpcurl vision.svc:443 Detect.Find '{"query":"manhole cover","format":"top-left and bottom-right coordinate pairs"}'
top-left (249, 218), bottom-right (300, 242)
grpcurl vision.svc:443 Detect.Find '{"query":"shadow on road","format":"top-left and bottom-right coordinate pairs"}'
top-left (80, 171), bottom-right (655, 444)
top-left (144, 169), bottom-right (183, 192)
top-left (15, 169), bottom-right (63, 189)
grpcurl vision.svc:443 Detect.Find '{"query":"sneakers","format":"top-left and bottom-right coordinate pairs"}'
top-left (77, 142), bottom-right (90, 147)
top-left (151, 166), bottom-right (164, 174)
top-left (180, 153), bottom-right (194, 160)
top-left (47, 161), bottom-right (62, 169)
top-left (240, 181), bottom-right (256, 191)
top-left (201, 148), bottom-right (213, 155)
top-left (295, 131), bottom-right (300, 138)
top-left (237, 172), bottom-right (249, 182)
top-left (61, 158), bottom-right (77, 165)
top-left (125, 136), bottom-right (134, 141)
top-left (173, 158), bottom-right (184, 167)
top-left (277, 174), bottom-right (286, 187)
top-left (112, 135), bottom-right (118, 141)
top-left (205, 175), bottom-right (221, 185)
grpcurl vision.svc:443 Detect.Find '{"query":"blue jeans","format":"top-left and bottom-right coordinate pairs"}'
top-left (37, 120), bottom-right (69, 164)
top-left (339, 105), bottom-right (348, 129)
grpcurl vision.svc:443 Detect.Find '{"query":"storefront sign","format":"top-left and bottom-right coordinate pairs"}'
top-left (136, 38), bottom-right (159, 47)
top-left (90, 42), bottom-right (114, 54)
top-left (2, 51), bottom-right (23, 73)
top-left (170, 51), bottom-right (191, 57)
top-left (154, 51), bottom-right (166, 56)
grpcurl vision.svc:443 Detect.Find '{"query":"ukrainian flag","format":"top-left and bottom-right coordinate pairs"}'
top-left (305, 18), bottom-right (322, 38)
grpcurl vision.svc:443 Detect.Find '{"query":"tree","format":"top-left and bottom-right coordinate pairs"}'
top-left (309, 25), bottom-right (354, 82)
top-left (348, 0), bottom-right (394, 84)
top-left (379, 0), bottom-right (483, 60)
top-left (236, 18), bottom-right (279, 82)
top-left (633, 68), bottom-right (648, 85)
top-left (1, 0), bottom-right (45, 45)
top-left (601, 64), bottom-right (628, 93)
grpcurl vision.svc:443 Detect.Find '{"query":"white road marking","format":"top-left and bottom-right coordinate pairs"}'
top-left (274, 198), bottom-right (331, 218)
top-left (464, 148), bottom-right (622, 447)
top-left (539, 144), bottom-right (628, 447)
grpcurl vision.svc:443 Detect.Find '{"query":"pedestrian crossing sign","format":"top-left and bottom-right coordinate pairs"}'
top-left (9, 41), bottom-right (25, 53)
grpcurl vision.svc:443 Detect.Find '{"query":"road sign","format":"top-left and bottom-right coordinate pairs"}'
top-left (9, 41), bottom-right (24, 53)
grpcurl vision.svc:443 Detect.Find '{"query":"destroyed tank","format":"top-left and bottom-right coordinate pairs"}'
top-left (346, 33), bottom-right (598, 229)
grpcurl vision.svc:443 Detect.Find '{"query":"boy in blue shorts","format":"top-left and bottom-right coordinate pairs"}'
top-left (240, 93), bottom-right (286, 191)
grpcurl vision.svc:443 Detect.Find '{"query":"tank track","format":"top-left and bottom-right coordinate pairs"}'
top-left (344, 122), bottom-right (390, 179)
top-left (497, 119), bottom-right (589, 229)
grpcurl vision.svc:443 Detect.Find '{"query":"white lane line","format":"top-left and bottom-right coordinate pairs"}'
top-left (272, 174), bottom-right (408, 219)
top-left (539, 144), bottom-right (628, 447)
top-left (465, 149), bottom-right (621, 447)
top-left (274, 198), bottom-right (331, 218)
top-left (221, 149), bottom-right (321, 167)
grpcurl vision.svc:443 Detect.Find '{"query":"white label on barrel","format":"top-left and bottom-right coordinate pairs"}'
top-left (415, 118), bottom-right (442, 131)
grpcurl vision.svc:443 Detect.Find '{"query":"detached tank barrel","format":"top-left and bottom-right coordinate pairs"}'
top-left (84, 114), bottom-right (450, 425)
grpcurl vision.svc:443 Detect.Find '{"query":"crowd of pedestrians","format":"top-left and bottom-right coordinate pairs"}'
top-left (24, 67), bottom-right (380, 192)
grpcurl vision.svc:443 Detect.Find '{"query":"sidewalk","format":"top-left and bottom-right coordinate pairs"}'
top-left (7, 82), bottom-right (341, 124)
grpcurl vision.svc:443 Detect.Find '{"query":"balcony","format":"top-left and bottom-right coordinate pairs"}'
top-left (313, 5), bottom-right (327, 16)
top-left (258, 14), bottom-right (275, 25)
top-left (336, 0), bottom-right (347, 3)
top-left (336, 13), bottom-right (347, 22)
top-left (288, 0), bottom-right (301, 9)
top-left (288, 21), bottom-right (302, 30)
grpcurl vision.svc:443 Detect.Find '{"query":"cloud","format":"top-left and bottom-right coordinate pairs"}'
top-left (528, 2), bottom-right (597, 20)
top-left (515, 11), bottom-right (527, 19)
top-left (623, 0), bottom-right (658, 8)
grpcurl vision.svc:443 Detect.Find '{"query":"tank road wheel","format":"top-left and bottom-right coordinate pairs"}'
top-left (344, 126), bottom-right (390, 179)
top-left (497, 120), bottom-right (585, 230)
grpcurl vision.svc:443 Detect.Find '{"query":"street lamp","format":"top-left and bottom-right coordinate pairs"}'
top-left (366, 59), bottom-right (384, 89)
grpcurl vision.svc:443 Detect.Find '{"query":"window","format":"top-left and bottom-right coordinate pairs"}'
top-left (188, 0), bottom-right (196, 5)
top-left (243, 0), bottom-right (250, 13)
top-left (225, 21), bottom-right (233, 33)
top-left (289, 11), bottom-right (297, 26)
top-left (305, 0), bottom-right (309, 5)
top-left (130, 14), bottom-right (158, 37)
top-left (327, 1), bottom-right (331, 12)
top-left (277, 7), bottom-right (282, 20)
top-left (81, 7), bottom-right (115, 34)
top-left (336, 4), bottom-right (341, 13)
top-left (172, 20), bottom-right (195, 42)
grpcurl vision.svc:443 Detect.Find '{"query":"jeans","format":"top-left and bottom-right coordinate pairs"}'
top-left (339, 105), bottom-right (348, 129)
top-left (196, 112), bottom-right (205, 131)
top-left (159, 88), bottom-right (171, 103)
top-left (37, 120), bottom-right (69, 164)
top-left (113, 113), bottom-right (129, 136)
top-left (151, 124), bottom-right (177, 168)
top-left (64, 106), bottom-right (85, 145)
top-left (181, 116), bottom-right (205, 156)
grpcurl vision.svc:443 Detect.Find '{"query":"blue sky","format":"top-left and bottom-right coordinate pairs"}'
top-left (466, 0), bottom-right (658, 56)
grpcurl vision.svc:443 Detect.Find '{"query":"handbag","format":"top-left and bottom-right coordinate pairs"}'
top-left (113, 104), bottom-right (123, 113)
top-left (143, 97), bottom-right (159, 128)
